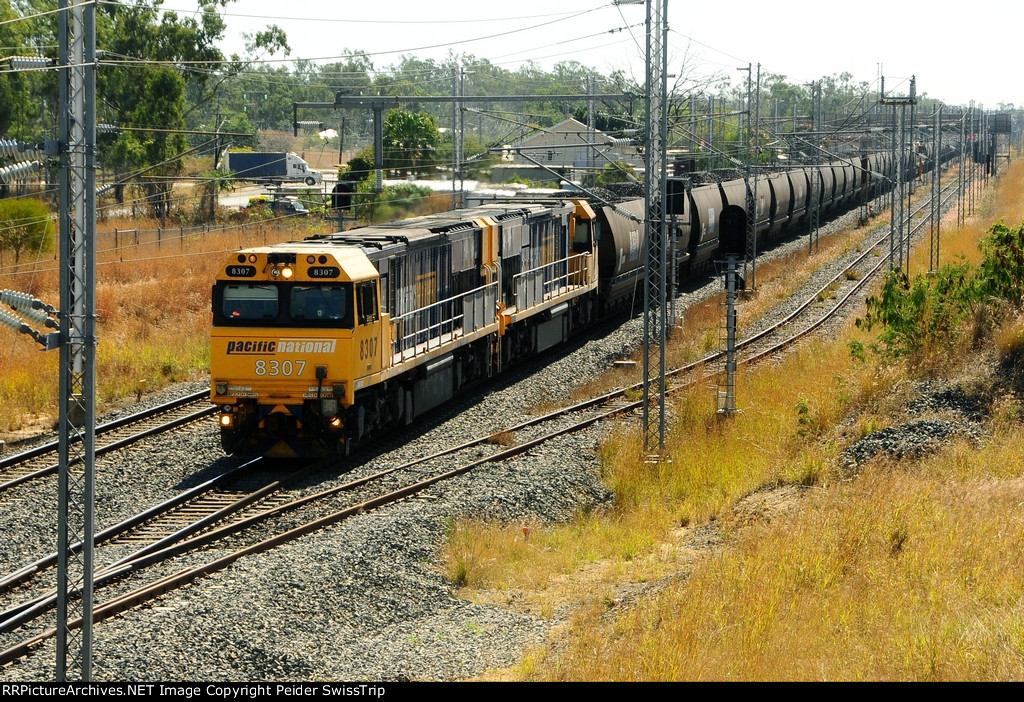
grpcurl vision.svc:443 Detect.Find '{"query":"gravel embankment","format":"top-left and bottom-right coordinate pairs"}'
top-left (0, 202), bottom-right (957, 681)
top-left (840, 374), bottom-right (994, 475)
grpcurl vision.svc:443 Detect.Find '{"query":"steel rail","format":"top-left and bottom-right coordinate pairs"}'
top-left (0, 391), bottom-right (212, 492)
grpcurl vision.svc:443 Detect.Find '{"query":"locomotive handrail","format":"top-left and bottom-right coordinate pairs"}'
top-left (511, 252), bottom-right (592, 311)
top-left (391, 281), bottom-right (499, 362)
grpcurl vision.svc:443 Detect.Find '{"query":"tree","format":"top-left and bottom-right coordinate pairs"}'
top-left (218, 112), bottom-right (256, 151)
top-left (762, 72), bottom-right (810, 126)
top-left (0, 0), bottom-right (40, 138)
top-left (94, 1), bottom-right (250, 218)
top-left (2, 1), bottom-right (288, 218)
top-left (0, 197), bottom-right (54, 264)
top-left (383, 110), bottom-right (439, 177)
top-left (104, 66), bottom-right (189, 219)
top-left (818, 71), bottom-right (872, 118)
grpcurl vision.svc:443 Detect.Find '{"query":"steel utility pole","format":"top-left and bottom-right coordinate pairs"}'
top-left (451, 67), bottom-right (459, 209)
top-left (635, 0), bottom-right (669, 455)
top-left (743, 63), bottom-right (761, 290)
top-left (587, 74), bottom-right (596, 179)
top-left (807, 81), bottom-right (821, 254)
top-left (55, 0), bottom-right (97, 681)
top-left (880, 75), bottom-right (916, 272)
top-left (957, 107), bottom-right (966, 230)
top-left (929, 105), bottom-right (942, 273)
top-left (611, 0), bottom-right (668, 454)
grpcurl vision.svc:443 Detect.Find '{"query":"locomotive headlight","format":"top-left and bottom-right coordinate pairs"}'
top-left (281, 266), bottom-right (294, 279)
top-left (219, 413), bottom-right (233, 428)
top-left (329, 416), bottom-right (343, 430)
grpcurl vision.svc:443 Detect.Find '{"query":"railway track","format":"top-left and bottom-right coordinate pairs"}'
top-left (0, 455), bottom-right (340, 633)
top-left (0, 390), bottom-right (213, 495)
top-left (0, 178), bottom-right (967, 668)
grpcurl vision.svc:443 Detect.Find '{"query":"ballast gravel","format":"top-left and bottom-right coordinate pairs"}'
top-left (0, 199), bottom-right (978, 682)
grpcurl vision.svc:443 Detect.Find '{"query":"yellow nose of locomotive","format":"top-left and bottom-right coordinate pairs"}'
top-left (211, 246), bottom-right (383, 456)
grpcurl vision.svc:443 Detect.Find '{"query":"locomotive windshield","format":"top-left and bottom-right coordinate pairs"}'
top-left (222, 284), bottom-right (278, 320)
top-left (216, 282), bottom-right (354, 328)
top-left (290, 285), bottom-right (350, 323)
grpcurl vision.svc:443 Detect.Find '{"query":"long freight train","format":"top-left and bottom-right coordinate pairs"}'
top-left (211, 150), bottom-right (951, 457)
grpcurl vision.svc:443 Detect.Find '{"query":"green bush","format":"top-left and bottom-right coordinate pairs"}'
top-left (862, 220), bottom-right (1024, 360)
top-left (862, 264), bottom-right (978, 358)
top-left (0, 197), bottom-right (54, 263)
top-left (978, 221), bottom-right (1024, 307)
top-left (353, 182), bottom-right (433, 224)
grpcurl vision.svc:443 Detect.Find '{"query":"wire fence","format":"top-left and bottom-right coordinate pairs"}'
top-left (100, 218), bottom-right (334, 262)
top-left (0, 216), bottom-right (336, 279)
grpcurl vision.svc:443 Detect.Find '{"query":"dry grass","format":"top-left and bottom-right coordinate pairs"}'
top-left (921, 161), bottom-right (1024, 270)
top-left (0, 219), bottom-right (311, 436)
top-left (536, 458), bottom-right (1024, 681)
top-left (607, 323), bottom-right (886, 524)
top-left (486, 431), bottom-right (517, 447)
top-left (449, 162), bottom-right (1024, 681)
top-left (443, 318), bottom-right (890, 590)
top-left (994, 311), bottom-right (1024, 362)
top-left (465, 320), bottom-right (1024, 680)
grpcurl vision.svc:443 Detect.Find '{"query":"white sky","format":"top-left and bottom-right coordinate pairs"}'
top-left (174, 0), bottom-right (1020, 109)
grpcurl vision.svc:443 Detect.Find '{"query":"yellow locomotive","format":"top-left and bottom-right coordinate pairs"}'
top-left (211, 200), bottom-right (604, 457)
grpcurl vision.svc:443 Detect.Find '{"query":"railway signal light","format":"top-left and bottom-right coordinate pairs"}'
top-left (719, 205), bottom-right (747, 257)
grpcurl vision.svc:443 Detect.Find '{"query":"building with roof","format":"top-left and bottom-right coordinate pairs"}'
top-left (493, 117), bottom-right (643, 184)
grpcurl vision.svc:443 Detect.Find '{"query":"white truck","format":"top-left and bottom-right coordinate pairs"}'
top-left (226, 151), bottom-right (323, 186)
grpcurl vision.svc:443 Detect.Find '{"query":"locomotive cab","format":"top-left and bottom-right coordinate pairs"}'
top-left (211, 247), bottom-right (385, 457)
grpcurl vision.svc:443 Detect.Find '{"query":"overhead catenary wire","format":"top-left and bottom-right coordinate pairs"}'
top-left (96, 5), bottom-right (611, 67)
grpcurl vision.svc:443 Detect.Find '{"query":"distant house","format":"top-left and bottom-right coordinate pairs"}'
top-left (494, 117), bottom-right (643, 184)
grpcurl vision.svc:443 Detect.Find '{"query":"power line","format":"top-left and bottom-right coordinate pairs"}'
top-left (155, 2), bottom-right (596, 26)
top-left (98, 5), bottom-right (610, 67)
